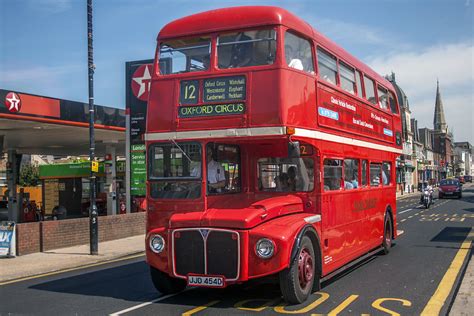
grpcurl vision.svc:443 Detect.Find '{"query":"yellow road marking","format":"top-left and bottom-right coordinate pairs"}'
top-left (0, 252), bottom-right (145, 286)
top-left (319, 294), bottom-right (358, 316)
top-left (421, 228), bottom-right (473, 316)
top-left (372, 298), bottom-right (412, 316)
top-left (182, 300), bottom-right (220, 316)
top-left (234, 298), bottom-right (280, 312)
top-left (274, 292), bottom-right (329, 314)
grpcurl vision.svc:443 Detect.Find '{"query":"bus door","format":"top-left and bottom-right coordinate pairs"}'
top-left (321, 157), bottom-right (353, 268)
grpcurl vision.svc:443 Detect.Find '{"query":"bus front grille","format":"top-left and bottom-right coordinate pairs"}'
top-left (173, 228), bottom-right (240, 280)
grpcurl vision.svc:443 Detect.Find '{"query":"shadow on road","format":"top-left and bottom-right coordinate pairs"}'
top-left (431, 227), bottom-right (471, 243)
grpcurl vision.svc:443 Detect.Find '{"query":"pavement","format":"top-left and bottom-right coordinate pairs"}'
top-left (0, 234), bottom-right (145, 284)
top-left (0, 193), bottom-right (471, 315)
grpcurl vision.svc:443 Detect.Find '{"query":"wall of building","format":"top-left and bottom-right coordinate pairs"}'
top-left (15, 212), bottom-right (145, 255)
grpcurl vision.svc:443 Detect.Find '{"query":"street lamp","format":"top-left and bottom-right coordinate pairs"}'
top-left (87, 0), bottom-right (98, 255)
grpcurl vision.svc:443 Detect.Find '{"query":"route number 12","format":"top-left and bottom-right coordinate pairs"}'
top-left (180, 80), bottom-right (199, 104)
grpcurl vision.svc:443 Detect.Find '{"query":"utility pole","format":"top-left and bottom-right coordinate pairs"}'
top-left (87, 0), bottom-right (98, 255)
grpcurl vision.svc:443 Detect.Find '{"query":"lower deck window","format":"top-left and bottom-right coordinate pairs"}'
top-left (258, 157), bottom-right (314, 192)
top-left (324, 159), bottom-right (343, 191)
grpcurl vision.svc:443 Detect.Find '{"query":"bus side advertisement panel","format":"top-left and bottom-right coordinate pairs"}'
top-left (317, 87), bottom-right (394, 144)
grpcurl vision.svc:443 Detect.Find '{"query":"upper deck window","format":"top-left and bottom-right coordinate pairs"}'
top-left (217, 29), bottom-right (276, 69)
top-left (364, 75), bottom-right (376, 104)
top-left (159, 37), bottom-right (211, 74)
top-left (317, 48), bottom-right (337, 85)
top-left (378, 86), bottom-right (388, 110)
top-left (339, 62), bottom-right (356, 95)
top-left (355, 70), bottom-right (363, 97)
top-left (284, 31), bottom-right (314, 73)
top-left (388, 91), bottom-right (399, 114)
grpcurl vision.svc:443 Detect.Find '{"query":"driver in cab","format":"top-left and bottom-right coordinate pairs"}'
top-left (206, 147), bottom-right (226, 193)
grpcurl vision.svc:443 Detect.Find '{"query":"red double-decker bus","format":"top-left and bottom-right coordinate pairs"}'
top-left (145, 6), bottom-right (402, 303)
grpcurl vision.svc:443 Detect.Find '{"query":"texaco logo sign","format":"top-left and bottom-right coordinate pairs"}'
top-left (131, 64), bottom-right (152, 101)
top-left (4, 92), bottom-right (21, 113)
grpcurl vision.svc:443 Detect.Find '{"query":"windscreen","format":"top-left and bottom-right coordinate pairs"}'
top-left (159, 37), bottom-right (211, 74)
top-left (148, 142), bottom-right (202, 199)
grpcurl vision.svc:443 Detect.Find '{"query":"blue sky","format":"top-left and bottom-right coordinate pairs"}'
top-left (1, 0), bottom-right (473, 142)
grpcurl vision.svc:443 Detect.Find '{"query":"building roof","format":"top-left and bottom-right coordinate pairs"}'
top-left (387, 72), bottom-right (409, 111)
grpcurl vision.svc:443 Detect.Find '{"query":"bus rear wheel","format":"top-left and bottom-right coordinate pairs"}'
top-left (150, 266), bottom-right (186, 294)
top-left (382, 214), bottom-right (392, 255)
top-left (279, 235), bottom-right (317, 304)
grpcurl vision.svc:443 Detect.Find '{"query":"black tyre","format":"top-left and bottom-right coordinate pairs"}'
top-left (382, 214), bottom-right (392, 255)
top-left (150, 266), bottom-right (186, 294)
top-left (279, 235), bottom-right (318, 304)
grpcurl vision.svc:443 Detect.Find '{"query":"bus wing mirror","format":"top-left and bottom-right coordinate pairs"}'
top-left (288, 141), bottom-right (300, 158)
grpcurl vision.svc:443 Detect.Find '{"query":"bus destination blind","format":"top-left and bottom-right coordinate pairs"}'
top-left (203, 76), bottom-right (246, 102)
top-left (179, 76), bottom-right (246, 118)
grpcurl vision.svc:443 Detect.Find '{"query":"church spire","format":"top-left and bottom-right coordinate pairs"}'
top-left (433, 80), bottom-right (447, 133)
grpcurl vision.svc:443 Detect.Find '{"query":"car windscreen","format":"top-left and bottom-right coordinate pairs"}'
top-left (440, 180), bottom-right (458, 186)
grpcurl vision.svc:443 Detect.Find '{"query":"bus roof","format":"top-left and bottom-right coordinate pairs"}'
top-left (158, 6), bottom-right (313, 40)
top-left (158, 6), bottom-right (393, 90)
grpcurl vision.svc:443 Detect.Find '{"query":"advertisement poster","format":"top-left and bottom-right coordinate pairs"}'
top-left (131, 144), bottom-right (146, 196)
top-left (0, 221), bottom-right (16, 257)
top-left (126, 59), bottom-right (153, 198)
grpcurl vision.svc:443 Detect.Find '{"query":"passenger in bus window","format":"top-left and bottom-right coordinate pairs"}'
top-left (275, 173), bottom-right (290, 191)
top-left (285, 45), bottom-right (303, 70)
top-left (230, 33), bottom-right (253, 68)
top-left (287, 166), bottom-right (297, 191)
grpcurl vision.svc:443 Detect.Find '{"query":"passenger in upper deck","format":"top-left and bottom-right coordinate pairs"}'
top-left (285, 45), bottom-right (303, 71)
top-left (230, 33), bottom-right (254, 68)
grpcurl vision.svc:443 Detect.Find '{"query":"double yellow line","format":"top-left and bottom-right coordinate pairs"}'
top-left (421, 228), bottom-right (473, 315)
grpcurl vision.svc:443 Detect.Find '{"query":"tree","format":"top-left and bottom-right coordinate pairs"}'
top-left (19, 164), bottom-right (40, 187)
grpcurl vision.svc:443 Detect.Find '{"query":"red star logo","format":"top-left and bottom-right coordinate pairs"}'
top-left (5, 92), bottom-right (21, 113)
top-left (131, 64), bottom-right (153, 101)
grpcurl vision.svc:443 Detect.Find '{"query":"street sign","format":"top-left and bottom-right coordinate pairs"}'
top-left (91, 161), bottom-right (99, 173)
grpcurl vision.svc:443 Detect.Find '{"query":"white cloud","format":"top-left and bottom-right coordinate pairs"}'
top-left (367, 41), bottom-right (474, 143)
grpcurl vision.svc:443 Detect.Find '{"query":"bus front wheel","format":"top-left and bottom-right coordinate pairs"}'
top-left (279, 235), bottom-right (317, 304)
top-left (382, 214), bottom-right (392, 255)
top-left (150, 266), bottom-right (186, 294)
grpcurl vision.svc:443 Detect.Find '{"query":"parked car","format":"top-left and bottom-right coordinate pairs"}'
top-left (438, 179), bottom-right (462, 199)
top-left (464, 175), bottom-right (472, 183)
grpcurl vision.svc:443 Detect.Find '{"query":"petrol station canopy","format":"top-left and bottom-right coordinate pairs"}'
top-left (0, 89), bottom-right (125, 156)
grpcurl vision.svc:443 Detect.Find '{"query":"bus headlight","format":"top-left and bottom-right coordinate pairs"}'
top-left (255, 238), bottom-right (275, 259)
top-left (149, 234), bottom-right (165, 253)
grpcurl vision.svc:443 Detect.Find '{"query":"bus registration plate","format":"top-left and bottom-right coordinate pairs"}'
top-left (187, 275), bottom-right (225, 288)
